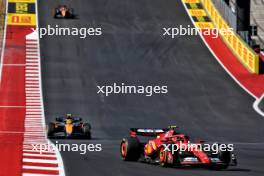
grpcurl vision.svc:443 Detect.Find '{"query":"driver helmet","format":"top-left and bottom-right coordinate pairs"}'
top-left (66, 113), bottom-right (73, 119)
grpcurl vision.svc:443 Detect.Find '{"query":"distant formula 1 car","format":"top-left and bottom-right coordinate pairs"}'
top-left (120, 126), bottom-right (237, 170)
top-left (53, 5), bottom-right (75, 19)
top-left (47, 114), bottom-right (91, 139)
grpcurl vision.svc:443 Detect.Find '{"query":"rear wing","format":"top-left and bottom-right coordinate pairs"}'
top-left (130, 128), bottom-right (169, 137)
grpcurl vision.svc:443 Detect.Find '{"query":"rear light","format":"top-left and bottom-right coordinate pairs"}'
top-left (130, 131), bottom-right (136, 137)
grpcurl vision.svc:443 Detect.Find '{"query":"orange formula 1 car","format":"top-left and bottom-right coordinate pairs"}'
top-left (47, 114), bottom-right (91, 139)
top-left (53, 5), bottom-right (75, 19)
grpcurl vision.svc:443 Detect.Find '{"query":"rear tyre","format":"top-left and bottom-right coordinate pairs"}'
top-left (47, 123), bottom-right (55, 137)
top-left (120, 137), bottom-right (141, 161)
top-left (82, 123), bottom-right (91, 139)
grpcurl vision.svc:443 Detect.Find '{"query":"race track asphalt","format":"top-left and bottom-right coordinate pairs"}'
top-left (38, 0), bottom-right (264, 176)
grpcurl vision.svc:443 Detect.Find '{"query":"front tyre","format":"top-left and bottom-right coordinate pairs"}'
top-left (159, 147), bottom-right (174, 167)
top-left (82, 123), bottom-right (91, 139)
top-left (210, 150), bottom-right (231, 170)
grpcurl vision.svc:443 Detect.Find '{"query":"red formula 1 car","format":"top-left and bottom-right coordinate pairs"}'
top-left (120, 126), bottom-right (237, 170)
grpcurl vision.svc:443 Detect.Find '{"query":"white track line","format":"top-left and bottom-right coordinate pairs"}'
top-left (23, 165), bottom-right (59, 171)
top-left (22, 158), bottom-right (58, 164)
top-left (21, 1), bottom-right (66, 175)
top-left (253, 93), bottom-right (264, 116)
top-left (22, 173), bottom-right (59, 176)
top-left (181, 0), bottom-right (264, 117)
top-left (0, 0), bottom-right (8, 83)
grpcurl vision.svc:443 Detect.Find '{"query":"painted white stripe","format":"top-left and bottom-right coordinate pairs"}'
top-left (26, 88), bottom-right (40, 91)
top-left (26, 51), bottom-right (38, 55)
top-left (23, 165), bottom-right (58, 171)
top-left (26, 112), bottom-right (42, 115)
top-left (23, 133), bottom-right (45, 136)
top-left (25, 116), bottom-right (42, 118)
top-left (26, 45), bottom-right (38, 48)
top-left (23, 149), bottom-right (55, 153)
top-left (25, 125), bottom-right (43, 128)
top-left (24, 136), bottom-right (45, 138)
top-left (26, 83), bottom-right (39, 85)
top-left (24, 130), bottom-right (44, 132)
top-left (26, 48), bottom-right (38, 52)
top-left (25, 117), bottom-right (42, 119)
top-left (26, 110), bottom-right (42, 112)
top-left (26, 73), bottom-right (39, 76)
top-left (23, 130), bottom-right (44, 133)
top-left (25, 121), bottom-right (44, 125)
top-left (26, 66), bottom-right (39, 69)
top-left (26, 92), bottom-right (40, 95)
top-left (26, 97), bottom-right (41, 100)
top-left (25, 114), bottom-right (42, 116)
top-left (24, 127), bottom-right (44, 130)
top-left (24, 136), bottom-right (45, 139)
top-left (25, 120), bottom-right (42, 123)
top-left (22, 173), bottom-right (59, 176)
top-left (24, 123), bottom-right (43, 125)
top-left (26, 54), bottom-right (39, 57)
top-left (23, 145), bottom-right (50, 149)
top-left (24, 122), bottom-right (42, 124)
top-left (26, 40), bottom-right (38, 44)
top-left (26, 89), bottom-right (40, 91)
top-left (23, 153), bottom-right (56, 157)
top-left (26, 63), bottom-right (39, 66)
top-left (23, 141), bottom-right (47, 144)
top-left (26, 78), bottom-right (39, 81)
top-left (24, 133), bottom-right (44, 136)
top-left (22, 158), bottom-right (58, 164)
top-left (26, 84), bottom-right (40, 86)
top-left (25, 91), bottom-right (40, 94)
top-left (24, 135), bottom-right (45, 137)
top-left (25, 122), bottom-right (43, 124)
top-left (26, 58), bottom-right (39, 63)
top-left (25, 119), bottom-right (42, 121)
top-left (26, 70), bottom-right (39, 73)
top-left (26, 107), bottom-right (41, 109)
